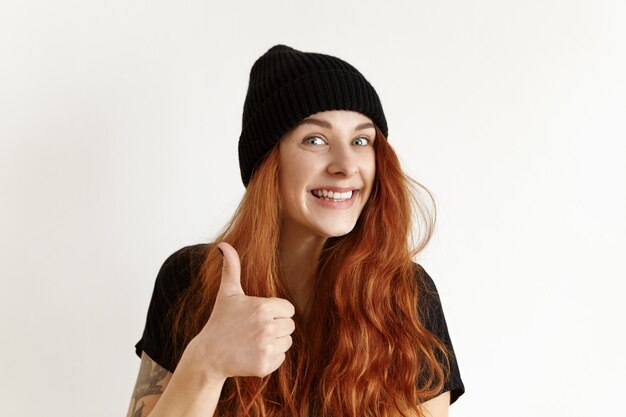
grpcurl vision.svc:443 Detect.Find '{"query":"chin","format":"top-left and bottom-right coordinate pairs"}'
top-left (316, 222), bottom-right (359, 238)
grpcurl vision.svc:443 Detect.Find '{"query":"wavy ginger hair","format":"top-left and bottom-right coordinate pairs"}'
top-left (168, 127), bottom-right (451, 417)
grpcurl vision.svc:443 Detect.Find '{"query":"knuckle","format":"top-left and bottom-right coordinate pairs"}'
top-left (260, 323), bottom-right (275, 338)
top-left (253, 321), bottom-right (275, 340)
top-left (258, 359), bottom-right (274, 377)
top-left (258, 343), bottom-right (273, 356)
top-left (254, 302), bottom-right (272, 317)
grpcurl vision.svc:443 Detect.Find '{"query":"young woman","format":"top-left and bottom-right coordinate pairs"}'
top-left (127, 45), bottom-right (465, 417)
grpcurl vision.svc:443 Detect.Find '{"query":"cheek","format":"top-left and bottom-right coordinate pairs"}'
top-left (362, 154), bottom-right (377, 186)
top-left (278, 158), bottom-right (308, 209)
top-left (280, 151), bottom-right (315, 185)
top-left (359, 155), bottom-right (377, 203)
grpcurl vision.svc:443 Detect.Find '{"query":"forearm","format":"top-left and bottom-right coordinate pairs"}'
top-left (148, 340), bottom-right (226, 417)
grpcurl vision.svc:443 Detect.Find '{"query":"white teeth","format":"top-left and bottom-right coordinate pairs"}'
top-left (312, 189), bottom-right (353, 201)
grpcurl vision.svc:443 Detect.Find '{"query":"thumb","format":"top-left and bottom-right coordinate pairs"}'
top-left (216, 242), bottom-right (244, 297)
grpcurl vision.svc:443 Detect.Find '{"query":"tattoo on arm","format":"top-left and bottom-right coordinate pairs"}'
top-left (130, 354), bottom-right (169, 417)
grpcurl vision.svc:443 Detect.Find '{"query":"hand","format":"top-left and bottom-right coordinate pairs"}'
top-left (192, 242), bottom-right (296, 379)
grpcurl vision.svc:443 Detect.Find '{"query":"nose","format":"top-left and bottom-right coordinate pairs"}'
top-left (327, 143), bottom-right (358, 177)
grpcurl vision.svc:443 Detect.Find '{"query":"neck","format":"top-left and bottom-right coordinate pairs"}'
top-left (279, 223), bottom-right (327, 317)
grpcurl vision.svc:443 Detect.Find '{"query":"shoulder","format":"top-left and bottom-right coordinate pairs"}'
top-left (153, 244), bottom-right (210, 300)
top-left (411, 262), bottom-right (447, 332)
top-left (412, 263), bottom-right (442, 304)
top-left (135, 244), bottom-right (211, 371)
top-left (412, 263), bottom-right (466, 404)
top-left (412, 262), bottom-right (436, 290)
top-left (159, 244), bottom-right (209, 274)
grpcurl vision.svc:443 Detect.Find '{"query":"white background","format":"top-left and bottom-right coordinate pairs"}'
top-left (1, 1), bottom-right (625, 416)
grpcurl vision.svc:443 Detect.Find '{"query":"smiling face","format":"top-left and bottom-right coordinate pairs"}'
top-left (278, 110), bottom-right (377, 241)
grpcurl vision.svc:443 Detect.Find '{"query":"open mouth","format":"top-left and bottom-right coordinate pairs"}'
top-left (310, 189), bottom-right (355, 202)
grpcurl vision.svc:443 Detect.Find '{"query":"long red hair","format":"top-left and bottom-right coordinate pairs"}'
top-left (169, 127), bottom-right (450, 416)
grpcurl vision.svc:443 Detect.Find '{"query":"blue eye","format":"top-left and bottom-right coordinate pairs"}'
top-left (304, 136), bottom-right (326, 145)
top-left (353, 137), bottom-right (370, 146)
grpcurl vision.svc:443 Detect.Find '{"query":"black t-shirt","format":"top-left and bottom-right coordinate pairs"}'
top-left (135, 244), bottom-right (466, 405)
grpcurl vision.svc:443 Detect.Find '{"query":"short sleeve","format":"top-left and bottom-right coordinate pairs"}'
top-left (415, 264), bottom-right (465, 405)
top-left (134, 244), bottom-right (207, 372)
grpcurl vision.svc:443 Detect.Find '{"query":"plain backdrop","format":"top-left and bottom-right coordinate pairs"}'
top-left (1, 1), bottom-right (625, 416)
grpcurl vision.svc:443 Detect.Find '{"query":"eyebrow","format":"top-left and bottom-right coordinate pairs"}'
top-left (299, 117), bottom-right (376, 131)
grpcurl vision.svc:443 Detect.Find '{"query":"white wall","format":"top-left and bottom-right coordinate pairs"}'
top-left (1, 1), bottom-right (624, 416)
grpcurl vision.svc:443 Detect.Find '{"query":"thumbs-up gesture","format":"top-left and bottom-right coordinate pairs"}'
top-left (191, 242), bottom-right (296, 380)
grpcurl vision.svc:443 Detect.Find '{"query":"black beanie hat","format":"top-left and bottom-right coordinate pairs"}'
top-left (238, 44), bottom-right (388, 186)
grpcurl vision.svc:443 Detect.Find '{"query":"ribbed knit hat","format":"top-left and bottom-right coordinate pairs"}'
top-left (238, 44), bottom-right (388, 186)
